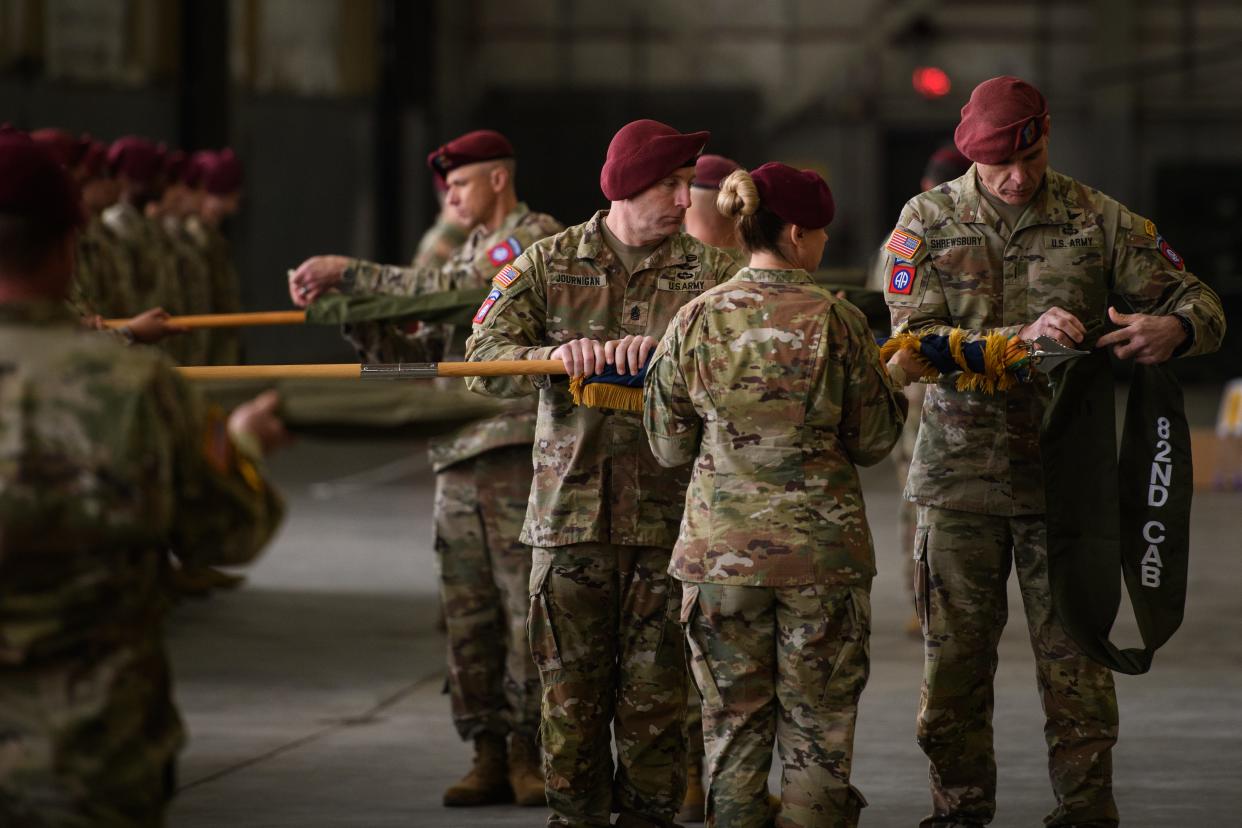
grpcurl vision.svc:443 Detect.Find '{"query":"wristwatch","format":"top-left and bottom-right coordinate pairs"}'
top-left (1171, 313), bottom-right (1194, 357)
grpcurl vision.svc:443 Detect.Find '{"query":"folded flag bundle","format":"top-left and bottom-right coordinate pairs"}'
top-left (879, 329), bottom-right (1063, 393)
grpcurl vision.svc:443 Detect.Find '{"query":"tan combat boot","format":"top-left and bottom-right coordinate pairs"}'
top-left (507, 732), bottom-right (547, 806)
top-left (677, 760), bottom-right (706, 822)
top-left (442, 733), bottom-right (513, 807)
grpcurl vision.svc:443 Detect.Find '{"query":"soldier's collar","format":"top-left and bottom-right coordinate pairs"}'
top-left (735, 267), bottom-right (813, 284)
top-left (0, 299), bottom-right (81, 326)
top-left (957, 168), bottom-right (1070, 229)
top-left (575, 210), bottom-right (691, 269)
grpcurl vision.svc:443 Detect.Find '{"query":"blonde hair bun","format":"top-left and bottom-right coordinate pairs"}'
top-left (717, 169), bottom-right (759, 219)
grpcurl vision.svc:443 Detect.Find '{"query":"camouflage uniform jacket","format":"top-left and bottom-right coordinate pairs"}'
top-left (464, 210), bottom-right (740, 548)
top-left (411, 213), bottom-right (469, 271)
top-left (162, 215), bottom-right (215, 365)
top-left (70, 215), bottom-right (137, 319)
top-left (101, 202), bottom-right (182, 315)
top-left (0, 302), bottom-right (284, 809)
top-left (344, 203), bottom-right (563, 471)
top-left (644, 268), bottom-right (906, 586)
top-left (185, 216), bottom-right (243, 365)
top-left (878, 166), bottom-right (1226, 516)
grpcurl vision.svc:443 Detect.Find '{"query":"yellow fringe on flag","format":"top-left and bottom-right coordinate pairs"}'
top-left (948, 328), bottom-right (969, 372)
top-left (567, 375), bottom-right (645, 412)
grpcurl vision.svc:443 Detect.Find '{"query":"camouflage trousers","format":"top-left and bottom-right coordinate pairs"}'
top-left (914, 505), bottom-right (1120, 827)
top-left (434, 444), bottom-right (540, 741)
top-left (528, 543), bottom-right (687, 828)
top-left (683, 581), bottom-right (871, 828)
top-left (0, 637), bottom-right (181, 827)
top-left (894, 383), bottom-right (926, 593)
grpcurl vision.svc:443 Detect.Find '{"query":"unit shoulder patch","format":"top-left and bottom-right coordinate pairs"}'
top-left (473, 287), bottom-right (503, 324)
top-left (1156, 236), bottom-right (1185, 271)
top-left (486, 236), bottom-right (524, 267)
top-left (888, 261), bottom-right (916, 295)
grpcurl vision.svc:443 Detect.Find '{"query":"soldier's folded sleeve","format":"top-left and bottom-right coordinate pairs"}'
top-left (643, 316), bottom-right (702, 468)
top-left (883, 204), bottom-right (1023, 342)
top-left (155, 366), bottom-right (285, 569)
top-left (834, 304), bottom-right (906, 467)
top-left (1110, 209), bottom-right (1227, 358)
top-left (463, 249), bottom-right (556, 398)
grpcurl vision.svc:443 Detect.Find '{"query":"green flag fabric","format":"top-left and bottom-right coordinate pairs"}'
top-left (306, 288), bottom-right (490, 327)
top-left (1041, 349), bottom-right (1193, 675)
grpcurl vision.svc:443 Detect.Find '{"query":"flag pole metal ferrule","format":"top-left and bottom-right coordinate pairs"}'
top-left (359, 363), bottom-right (440, 380)
top-left (1029, 335), bottom-right (1090, 374)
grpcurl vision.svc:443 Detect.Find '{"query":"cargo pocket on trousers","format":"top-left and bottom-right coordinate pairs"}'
top-left (527, 559), bottom-right (563, 673)
top-left (680, 584), bottom-right (722, 708)
top-left (913, 525), bottom-right (931, 638)
top-left (821, 584), bottom-right (872, 705)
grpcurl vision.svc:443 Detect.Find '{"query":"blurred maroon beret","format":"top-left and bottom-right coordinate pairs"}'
top-left (600, 119), bottom-right (709, 201)
top-left (203, 149), bottom-right (243, 195)
top-left (0, 132), bottom-right (85, 232)
top-left (692, 154), bottom-right (741, 190)
top-left (426, 130), bottom-right (514, 181)
top-left (107, 136), bottom-right (163, 184)
top-left (750, 162), bottom-right (835, 230)
top-left (954, 76), bottom-right (1048, 165)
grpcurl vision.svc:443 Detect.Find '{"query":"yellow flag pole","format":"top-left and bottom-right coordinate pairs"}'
top-left (103, 310), bottom-right (307, 329)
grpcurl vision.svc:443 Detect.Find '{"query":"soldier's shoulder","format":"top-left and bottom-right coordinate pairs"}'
top-left (1051, 169), bottom-right (1138, 232)
top-left (906, 175), bottom-right (966, 221)
top-left (519, 209), bottom-right (565, 237)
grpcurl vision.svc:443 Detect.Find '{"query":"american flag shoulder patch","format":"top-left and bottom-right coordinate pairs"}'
top-left (493, 264), bottom-right (521, 289)
top-left (885, 228), bottom-right (924, 260)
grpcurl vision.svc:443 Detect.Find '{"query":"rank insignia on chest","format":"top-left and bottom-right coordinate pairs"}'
top-left (885, 228), bottom-right (924, 260)
top-left (473, 287), bottom-right (503, 324)
top-left (1157, 236), bottom-right (1185, 270)
top-left (888, 262), bottom-right (915, 295)
top-left (493, 263), bottom-right (521, 289)
top-left (487, 236), bottom-right (523, 267)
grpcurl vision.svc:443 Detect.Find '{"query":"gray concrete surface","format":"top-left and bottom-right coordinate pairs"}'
top-left (167, 398), bottom-right (1242, 827)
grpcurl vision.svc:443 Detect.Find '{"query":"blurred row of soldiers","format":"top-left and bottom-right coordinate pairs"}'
top-left (27, 128), bottom-right (246, 365)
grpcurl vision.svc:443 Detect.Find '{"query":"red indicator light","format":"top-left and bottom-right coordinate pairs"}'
top-left (913, 66), bottom-right (951, 99)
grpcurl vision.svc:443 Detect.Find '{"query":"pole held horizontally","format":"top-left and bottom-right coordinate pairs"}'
top-left (176, 360), bottom-right (569, 381)
top-left (104, 310), bottom-right (308, 329)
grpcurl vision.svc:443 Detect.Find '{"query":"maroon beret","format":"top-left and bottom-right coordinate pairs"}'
top-left (923, 143), bottom-right (972, 186)
top-left (426, 130), bottom-right (514, 181)
top-left (161, 148), bottom-right (187, 183)
top-left (0, 132), bottom-right (85, 231)
top-left (600, 119), bottom-right (710, 201)
top-left (107, 136), bottom-right (162, 184)
top-left (185, 150), bottom-right (214, 189)
top-left (79, 139), bottom-right (107, 178)
top-left (750, 162), bottom-right (835, 230)
top-left (954, 76), bottom-right (1048, 164)
top-left (692, 154), bottom-right (741, 190)
top-left (204, 149), bottom-right (244, 195)
top-left (29, 128), bottom-right (80, 168)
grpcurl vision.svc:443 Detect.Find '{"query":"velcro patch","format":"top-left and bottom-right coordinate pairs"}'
top-left (888, 262), bottom-right (915, 295)
top-left (1157, 236), bottom-right (1185, 271)
top-left (493, 264), bottom-right (521, 289)
top-left (473, 287), bottom-right (503, 324)
top-left (885, 228), bottom-right (924, 260)
top-left (657, 276), bottom-right (706, 292)
top-left (487, 236), bottom-right (523, 267)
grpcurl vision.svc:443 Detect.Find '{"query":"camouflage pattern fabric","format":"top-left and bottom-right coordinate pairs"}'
top-left (464, 209), bottom-right (739, 549)
top-left (69, 216), bottom-right (137, 319)
top-left (411, 213), bottom-right (469, 271)
top-left (435, 444), bottom-right (540, 740)
top-left (185, 216), bottom-right (242, 365)
top-left (913, 505), bottom-right (1119, 827)
top-left (644, 268), bottom-right (907, 587)
top-left (0, 301), bottom-right (284, 827)
top-left (161, 216), bottom-right (213, 366)
top-left (683, 582), bottom-right (871, 828)
top-left (342, 202), bottom-right (561, 468)
top-left (877, 166), bottom-right (1225, 516)
top-left (101, 202), bottom-right (188, 363)
top-left (528, 543), bottom-right (687, 827)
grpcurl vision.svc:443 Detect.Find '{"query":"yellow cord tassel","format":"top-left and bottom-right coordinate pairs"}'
top-left (568, 375), bottom-right (645, 412)
top-left (883, 329), bottom-right (1032, 395)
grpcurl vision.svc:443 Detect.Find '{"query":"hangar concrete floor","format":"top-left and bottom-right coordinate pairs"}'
top-left (166, 392), bottom-right (1241, 828)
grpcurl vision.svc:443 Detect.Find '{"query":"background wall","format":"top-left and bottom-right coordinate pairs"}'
top-left (1, 0), bottom-right (1238, 371)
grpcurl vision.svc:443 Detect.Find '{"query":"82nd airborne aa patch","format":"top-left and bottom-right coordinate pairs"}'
top-left (473, 287), bottom-right (502, 324)
top-left (487, 236), bottom-right (523, 267)
top-left (889, 262), bottom-right (915, 295)
top-left (1157, 236), bottom-right (1185, 270)
top-left (885, 228), bottom-right (924, 260)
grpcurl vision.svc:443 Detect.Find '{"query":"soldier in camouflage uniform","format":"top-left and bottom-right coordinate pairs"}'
top-left (191, 149), bottom-right (246, 366)
top-left (152, 150), bottom-right (214, 365)
top-left (465, 119), bottom-right (739, 828)
top-left (645, 164), bottom-right (909, 828)
top-left (0, 132), bottom-right (286, 828)
top-left (291, 130), bottom-right (562, 808)
top-left (875, 77), bottom-right (1226, 827)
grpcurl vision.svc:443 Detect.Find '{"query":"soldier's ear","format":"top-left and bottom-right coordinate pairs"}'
top-left (489, 164), bottom-right (509, 194)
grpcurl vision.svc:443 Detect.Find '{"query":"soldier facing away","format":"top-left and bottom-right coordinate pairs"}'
top-left (464, 119), bottom-right (739, 828)
top-left (644, 163), bottom-right (911, 828)
top-left (0, 132), bottom-right (287, 826)
top-left (875, 76), bottom-right (1225, 826)
top-left (290, 130), bottom-right (562, 808)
